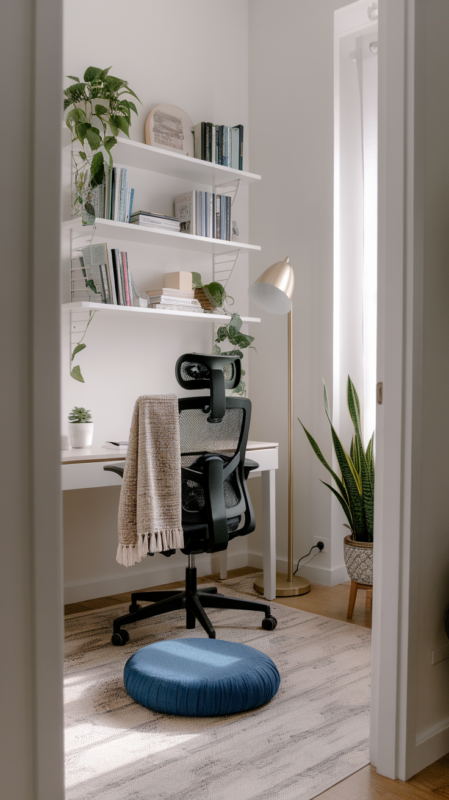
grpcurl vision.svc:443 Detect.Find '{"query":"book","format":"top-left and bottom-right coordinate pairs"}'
top-left (149, 303), bottom-right (205, 313)
top-left (235, 124), bottom-right (244, 170)
top-left (231, 126), bottom-right (240, 170)
top-left (147, 295), bottom-right (201, 306)
top-left (130, 218), bottom-right (180, 230)
top-left (93, 242), bottom-right (117, 305)
top-left (81, 242), bottom-right (114, 303)
top-left (121, 252), bottom-right (132, 306)
top-left (146, 287), bottom-right (195, 299)
top-left (100, 264), bottom-right (111, 303)
top-left (104, 441), bottom-right (128, 452)
top-left (111, 248), bottom-right (124, 305)
top-left (191, 122), bottom-right (205, 159)
top-left (174, 191), bottom-right (196, 235)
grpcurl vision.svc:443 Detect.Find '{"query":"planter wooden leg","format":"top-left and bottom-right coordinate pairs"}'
top-left (347, 580), bottom-right (358, 619)
top-left (366, 588), bottom-right (373, 609)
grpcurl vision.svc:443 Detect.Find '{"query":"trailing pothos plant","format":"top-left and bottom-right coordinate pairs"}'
top-left (192, 273), bottom-right (255, 396)
top-left (70, 311), bottom-right (96, 383)
top-left (64, 66), bottom-right (140, 214)
top-left (298, 377), bottom-right (374, 542)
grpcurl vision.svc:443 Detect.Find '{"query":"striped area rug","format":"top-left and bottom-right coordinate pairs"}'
top-left (64, 581), bottom-right (371, 800)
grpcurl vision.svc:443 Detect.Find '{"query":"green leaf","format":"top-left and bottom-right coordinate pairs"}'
top-left (213, 344), bottom-right (222, 355)
top-left (64, 82), bottom-right (86, 102)
top-left (74, 122), bottom-right (87, 143)
top-left (70, 365), bottom-right (85, 382)
top-left (126, 100), bottom-right (138, 115)
top-left (108, 117), bottom-right (119, 136)
top-left (78, 151), bottom-right (87, 161)
top-left (222, 349), bottom-right (244, 358)
top-left (83, 66), bottom-right (102, 82)
top-left (103, 135), bottom-right (117, 152)
top-left (99, 66), bottom-right (112, 80)
top-left (104, 75), bottom-right (126, 92)
top-left (192, 272), bottom-right (203, 289)
top-left (63, 98), bottom-right (71, 111)
top-left (203, 281), bottom-right (225, 307)
top-left (321, 481), bottom-right (354, 531)
top-left (298, 418), bottom-right (349, 503)
top-left (67, 75), bottom-right (80, 82)
top-left (71, 343), bottom-right (86, 361)
top-left (215, 326), bottom-right (229, 342)
top-left (85, 125), bottom-right (101, 150)
top-left (347, 377), bottom-right (374, 538)
top-left (65, 107), bottom-right (87, 128)
top-left (119, 85), bottom-right (141, 103)
top-left (227, 332), bottom-right (254, 349)
top-left (94, 104), bottom-right (108, 116)
top-left (229, 313), bottom-right (242, 331)
top-left (89, 151), bottom-right (104, 188)
top-left (112, 115), bottom-right (130, 137)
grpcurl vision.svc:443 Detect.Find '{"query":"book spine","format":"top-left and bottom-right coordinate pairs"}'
top-left (128, 187), bottom-right (134, 218)
top-left (202, 192), bottom-right (206, 237)
top-left (119, 252), bottom-right (127, 304)
top-left (220, 195), bottom-right (226, 240)
top-left (100, 264), bottom-right (111, 303)
top-left (217, 126), bottom-right (222, 165)
top-left (208, 192), bottom-right (213, 238)
top-left (105, 246), bottom-right (117, 305)
top-left (215, 194), bottom-right (220, 239)
top-left (211, 126), bottom-right (216, 164)
top-left (111, 249), bottom-right (124, 305)
top-left (113, 168), bottom-right (120, 220)
top-left (231, 127), bottom-right (239, 170)
top-left (238, 125), bottom-right (244, 170)
top-left (226, 195), bottom-right (231, 240)
top-left (205, 123), bottom-right (211, 162)
top-left (201, 122), bottom-right (206, 160)
top-left (195, 191), bottom-right (200, 236)
top-left (174, 190), bottom-right (195, 235)
top-left (121, 252), bottom-right (132, 306)
top-left (120, 169), bottom-right (127, 223)
top-left (149, 296), bottom-right (201, 306)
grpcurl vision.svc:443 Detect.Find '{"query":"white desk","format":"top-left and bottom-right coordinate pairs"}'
top-left (61, 440), bottom-right (278, 600)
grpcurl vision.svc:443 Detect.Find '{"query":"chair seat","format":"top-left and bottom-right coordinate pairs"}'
top-left (124, 638), bottom-right (280, 716)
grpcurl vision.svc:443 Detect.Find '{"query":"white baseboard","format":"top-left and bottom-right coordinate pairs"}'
top-left (64, 549), bottom-right (249, 604)
top-left (410, 718), bottom-right (449, 777)
top-left (247, 551), bottom-right (349, 587)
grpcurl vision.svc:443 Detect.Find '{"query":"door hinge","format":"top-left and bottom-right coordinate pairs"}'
top-left (377, 382), bottom-right (383, 405)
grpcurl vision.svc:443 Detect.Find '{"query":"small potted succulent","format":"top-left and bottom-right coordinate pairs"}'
top-left (68, 406), bottom-right (94, 448)
top-left (299, 377), bottom-right (374, 585)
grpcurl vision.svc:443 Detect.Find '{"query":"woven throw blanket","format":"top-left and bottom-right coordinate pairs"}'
top-left (116, 395), bottom-right (184, 566)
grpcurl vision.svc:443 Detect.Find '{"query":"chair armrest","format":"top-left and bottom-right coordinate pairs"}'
top-left (203, 456), bottom-right (228, 552)
top-left (103, 464), bottom-right (125, 479)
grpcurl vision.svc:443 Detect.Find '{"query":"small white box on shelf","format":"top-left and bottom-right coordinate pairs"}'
top-left (164, 271), bottom-right (192, 291)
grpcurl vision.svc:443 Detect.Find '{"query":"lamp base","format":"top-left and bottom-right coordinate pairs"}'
top-left (254, 572), bottom-right (311, 598)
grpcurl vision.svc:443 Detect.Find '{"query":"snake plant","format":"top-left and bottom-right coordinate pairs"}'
top-left (298, 377), bottom-right (374, 542)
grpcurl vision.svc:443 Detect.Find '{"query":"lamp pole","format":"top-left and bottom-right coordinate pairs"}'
top-left (249, 256), bottom-right (311, 597)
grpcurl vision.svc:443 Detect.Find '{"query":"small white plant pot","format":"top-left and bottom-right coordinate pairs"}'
top-left (68, 422), bottom-right (94, 448)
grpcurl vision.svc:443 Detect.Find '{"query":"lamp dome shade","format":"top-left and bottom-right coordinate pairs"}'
top-left (248, 257), bottom-right (294, 315)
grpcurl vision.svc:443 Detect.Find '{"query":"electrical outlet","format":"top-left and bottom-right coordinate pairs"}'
top-left (314, 537), bottom-right (329, 553)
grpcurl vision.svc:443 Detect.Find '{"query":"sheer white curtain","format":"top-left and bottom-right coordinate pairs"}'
top-left (356, 34), bottom-right (378, 445)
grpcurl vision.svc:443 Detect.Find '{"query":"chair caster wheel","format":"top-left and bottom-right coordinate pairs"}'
top-left (111, 630), bottom-right (130, 646)
top-left (129, 603), bottom-right (142, 613)
top-left (262, 615), bottom-right (277, 631)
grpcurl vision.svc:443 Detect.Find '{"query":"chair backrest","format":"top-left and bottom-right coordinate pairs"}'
top-left (175, 354), bottom-right (255, 553)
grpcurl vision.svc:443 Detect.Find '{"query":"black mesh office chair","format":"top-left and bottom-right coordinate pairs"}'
top-left (105, 353), bottom-right (277, 645)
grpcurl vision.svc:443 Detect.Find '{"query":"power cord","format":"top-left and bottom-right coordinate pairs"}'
top-left (293, 541), bottom-right (324, 576)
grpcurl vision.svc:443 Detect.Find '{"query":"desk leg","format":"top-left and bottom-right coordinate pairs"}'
top-left (219, 550), bottom-right (227, 580)
top-left (262, 469), bottom-right (276, 601)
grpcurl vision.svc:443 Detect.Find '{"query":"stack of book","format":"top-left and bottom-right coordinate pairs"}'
top-left (191, 123), bottom-right (243, 169)
top-left (174, 191), bottom-right (231, 240)
top-left (129, 210), bottom-right (181, 232)
top-left (83, 166), bottom-right (134, 224)
top-left (145, 287), bottom-right (205, 314)
top-left (72, 243), bottom-right (145, 307)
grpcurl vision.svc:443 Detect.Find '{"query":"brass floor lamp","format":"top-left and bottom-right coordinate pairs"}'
top-left (249, 257), bottom-right (311, 597)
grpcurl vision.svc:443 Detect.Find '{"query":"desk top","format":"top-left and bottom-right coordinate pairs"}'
top-left (61, 440), bottom-right (279, 466)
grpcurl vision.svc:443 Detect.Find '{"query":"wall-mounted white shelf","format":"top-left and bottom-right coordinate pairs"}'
top-left (63, 217), bottom-right (261, 255)
top-left (62, 301), bottom-right (261, 324)
top-left (64, 135), bottom-right (261, 188)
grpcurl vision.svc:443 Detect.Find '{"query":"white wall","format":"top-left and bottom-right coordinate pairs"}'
top-left (62, 0), bottom-right (252, 602)
top-left (247, 0), bottom-right (357, 585)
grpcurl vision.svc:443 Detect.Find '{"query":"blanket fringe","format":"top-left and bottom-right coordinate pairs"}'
top-left (116, 529), bottom-right (184, 567)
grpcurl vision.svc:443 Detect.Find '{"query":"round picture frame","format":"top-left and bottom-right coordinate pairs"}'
top-left (145, 104), bottom-right (194, 158)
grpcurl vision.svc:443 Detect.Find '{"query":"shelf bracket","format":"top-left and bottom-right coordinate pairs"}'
top-left (214, 177), bottom-right (241, 208)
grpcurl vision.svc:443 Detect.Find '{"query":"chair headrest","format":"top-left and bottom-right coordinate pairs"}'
top-left (175, 353), bottom-right (241, 423)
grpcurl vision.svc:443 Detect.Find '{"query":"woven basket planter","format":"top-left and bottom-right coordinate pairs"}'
top-left (194, 288), bottom-right (215, 311)
top-left (343, 535), bottom-right (373, 585)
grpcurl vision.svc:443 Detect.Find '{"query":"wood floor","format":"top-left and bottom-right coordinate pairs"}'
top-left (64, 567), bottom-right (449, 799)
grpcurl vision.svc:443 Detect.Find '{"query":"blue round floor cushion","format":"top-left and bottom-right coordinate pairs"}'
top-left (124, 638), bottom-right (280, 716)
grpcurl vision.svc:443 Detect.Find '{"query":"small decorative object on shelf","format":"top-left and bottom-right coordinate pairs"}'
top-left (64, 66), bottom-right (140, 223)
top-left (145, 104), bottom-right (194, 157)
top-left (68, 407), bottom-right (94, 448)
top-left (145, 275), bottom-right (203, 314)
top-left (299, 377), bottom-right (374, 581)
top-left (192, 272), bottom-right (255, 395)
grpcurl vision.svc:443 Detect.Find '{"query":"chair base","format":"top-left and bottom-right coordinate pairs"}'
top-left (111, 566), bottom-right (277, 644)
